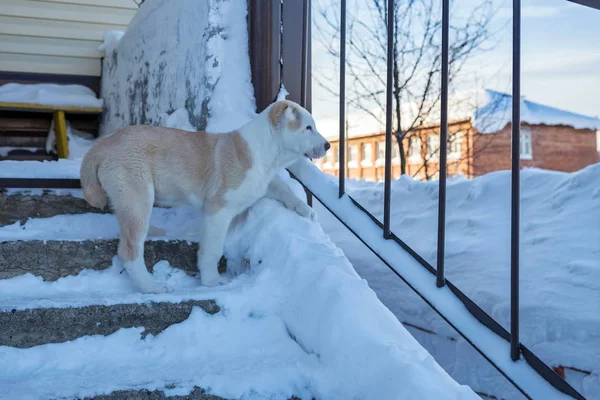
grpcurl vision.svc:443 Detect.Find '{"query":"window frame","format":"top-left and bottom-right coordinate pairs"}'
top-left (520, 129), bottom-right (533, 160)
top-left (361, 142), bottom-right (373, 167)
top-left (427, 134), bottom-right (440, 161)
top-left (408, 136), bottom-right (422, 164)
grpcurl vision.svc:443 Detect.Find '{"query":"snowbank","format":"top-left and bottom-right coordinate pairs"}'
top-left (0, 83), bottom-right (102, 109)
top-left (0, 0), bottom-right (480, 395)
top-left (0, 182), bottom-right (479, 399)
top-left (99, 0), bottom-right (255, 136)
top-left (311, 164), bottom-right (600, 399)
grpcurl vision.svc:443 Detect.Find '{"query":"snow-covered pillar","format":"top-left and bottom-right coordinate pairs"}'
top-left (98, 0), bottom-right (244, 136)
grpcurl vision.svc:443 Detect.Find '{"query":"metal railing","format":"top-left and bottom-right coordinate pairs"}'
top-left (292, 0), bottom-right (588, 399)
top-left (0, 0), bottom-right (595, 397)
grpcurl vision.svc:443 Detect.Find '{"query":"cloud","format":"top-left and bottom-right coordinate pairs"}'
top-left (523, 52), bottom-right (600, 74)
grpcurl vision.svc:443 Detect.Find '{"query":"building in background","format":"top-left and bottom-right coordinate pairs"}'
top-left (317, 90), bottom-right (600, 181)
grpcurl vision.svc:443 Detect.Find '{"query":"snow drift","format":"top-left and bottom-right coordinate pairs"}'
top-left (312, 163), bottom-right (600, 399)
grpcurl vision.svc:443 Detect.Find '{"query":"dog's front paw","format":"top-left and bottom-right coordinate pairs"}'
top-left (293, 202), bottom-right (318, 221)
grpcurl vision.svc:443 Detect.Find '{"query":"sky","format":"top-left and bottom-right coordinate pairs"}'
top-left (311, 0), bottom-right (600, 138)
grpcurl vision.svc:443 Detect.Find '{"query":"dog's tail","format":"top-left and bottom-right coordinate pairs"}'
top-left (80, 151), bottom-right (107, 209)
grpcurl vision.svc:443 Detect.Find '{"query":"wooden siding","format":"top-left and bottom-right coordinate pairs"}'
top-left (0, 0), bottom-right (137, 77)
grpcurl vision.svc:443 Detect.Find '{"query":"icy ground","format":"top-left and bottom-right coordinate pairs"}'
top-left (311, 165), bottom-right (600, 399)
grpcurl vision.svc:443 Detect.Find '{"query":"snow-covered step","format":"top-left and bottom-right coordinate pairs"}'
top-left (0, 192), bottom-right (106, 226)
top-left (0, 239), bottom-right (229, 281)
top-left (1, 299), bottom-right (219, 348)
top-left (90, 387), bottom-right (228, 400)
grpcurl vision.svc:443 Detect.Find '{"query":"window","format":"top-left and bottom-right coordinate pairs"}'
top-left (361, 143), bottom-right (373, 167)
top-left (408, 137), bottom-right (422, 163)
top-left (378, 142), bottom-right (386, 160)
top-left (448, 132), bottom-right (463, 160)
top-left (348, 145), bottom-right (358, 168)
top-left (391, 141), bottom-right (400, 165)
top-left (376, 141), bottom-right (386, 166)
top-left (427, 134), bottom-right (440, 161)
top-left (520, 129), bottom-right (532, 160)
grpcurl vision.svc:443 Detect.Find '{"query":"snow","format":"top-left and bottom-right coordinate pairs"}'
top-left (158, 108), bottom-right (197, 132)
top-left (289, 159), bottom-right (588, 400)
top-left (0, 167), bottom-right (482, 400)
top-left (0, 83), bottom-right (102, 109)
top-left (100, 0), bottom-right (250, 136)
top-left (45, 120), bottom-right (96, 160)
top-left (277, 84), bottom-right (290, 101)
top-left (474, 89), bottom-right (600, 134)
top-left (97, 30), bottom-right (124, 55)
top-left (302, 163), bottom-right (600, 399)
top-left (0, 1), bottom-right (482, 398)
top-left (0, 159), bottom-right (81, 179)
top-left (204, 0), bottom-right (256, 132)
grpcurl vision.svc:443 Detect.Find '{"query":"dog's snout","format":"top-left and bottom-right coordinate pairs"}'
top-left (324, 142), bottom-right (331, 151)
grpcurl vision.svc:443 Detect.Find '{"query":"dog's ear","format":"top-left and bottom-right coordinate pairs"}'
top-left (269, 101), bottom-right (301, 131)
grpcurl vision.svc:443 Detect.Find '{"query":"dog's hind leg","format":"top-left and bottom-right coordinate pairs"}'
top-left (114, 184), bottom-right (168, 294)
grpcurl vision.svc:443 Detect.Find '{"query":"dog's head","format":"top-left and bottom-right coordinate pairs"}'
top-left (268, 100), bottom-right (330, 159)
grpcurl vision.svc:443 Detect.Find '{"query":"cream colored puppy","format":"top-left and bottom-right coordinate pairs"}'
top-left (80, 100), bottom-right (330, 293)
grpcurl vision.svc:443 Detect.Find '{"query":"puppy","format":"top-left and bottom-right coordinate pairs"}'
top-left (80, 100), bottom-right (330, 293)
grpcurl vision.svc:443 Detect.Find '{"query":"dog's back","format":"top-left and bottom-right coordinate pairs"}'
top-left (80, 125), bottom-right (254, 211)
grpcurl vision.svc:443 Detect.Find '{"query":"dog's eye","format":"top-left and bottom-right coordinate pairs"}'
top-left (306, 126), bottom-right (312, 131)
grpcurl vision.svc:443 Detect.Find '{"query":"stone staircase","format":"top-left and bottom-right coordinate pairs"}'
top-left (0, 190), bottom-right (260, 400)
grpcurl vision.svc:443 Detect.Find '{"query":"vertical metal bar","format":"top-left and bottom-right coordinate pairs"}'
top-left (511, 0), bottom-right (521, 362)
top-left (300, 0), bottom-right (309, 108)
top-left (436, 0), bottom-right (449, 288)
top-left (383, 0), bottom-right (394, 238)
top-left (339, 0), bottom-right (347, 198)
top-left (53, 111), bottom-right (69, 159)
top-left (300, 0), bottom-right (313, 207)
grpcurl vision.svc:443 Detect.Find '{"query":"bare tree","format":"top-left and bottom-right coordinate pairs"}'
top-left (314, 0), bottom-right (498, 177)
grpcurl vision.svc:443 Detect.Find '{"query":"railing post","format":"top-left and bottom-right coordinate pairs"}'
top-left (301, 0), bottom-right (313, 207)
top-left (339, 0), bottom-right (347, 198)
top-left (281, 0), bottom-right (313, 206)
top-left (383, 0), bottom-right (394, 239)
top-left (248, 0), bottom-right (281, 113)
top-left (511, 0), bottom-right (521, 362)
top-left (436, 0), bottom-right (450, 288)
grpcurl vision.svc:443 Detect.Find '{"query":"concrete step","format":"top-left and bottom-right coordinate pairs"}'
top-left (87, 389), bottom-right (305, 400)
top-left (86, 387), bottom-right (227, 400)
top-left (0, 149), bottom-right (56, 161)
top-left (1, 299), bottom-right (220, 348)
top-left (0, 239), bottom-right (215, 280)
top-left (0, 191), bottom-right (106, 226)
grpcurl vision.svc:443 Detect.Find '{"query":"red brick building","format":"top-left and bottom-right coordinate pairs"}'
top-left (316, 90), bottom-right (600, 181)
